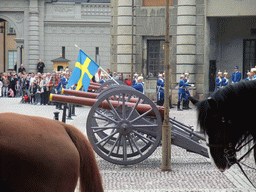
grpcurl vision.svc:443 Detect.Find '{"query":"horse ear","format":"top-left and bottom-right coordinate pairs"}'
top-left (207, 98), bottom-right (218, 112)
top-left (189, 97), bottom-right (199, 105)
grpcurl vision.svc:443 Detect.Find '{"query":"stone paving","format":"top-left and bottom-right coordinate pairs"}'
top-left (0, 97), bottom-right (256, 192)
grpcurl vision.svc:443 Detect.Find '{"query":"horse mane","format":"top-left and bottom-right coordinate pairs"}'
top-left (197, 80), bottom-right (256, 134)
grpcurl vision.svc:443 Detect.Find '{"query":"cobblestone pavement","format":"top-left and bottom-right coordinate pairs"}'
top-left (0, 97), bottom-right (256, 192)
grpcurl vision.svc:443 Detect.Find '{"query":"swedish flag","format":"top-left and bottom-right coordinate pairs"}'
top-left (67, 49), bottom-right (99, 91)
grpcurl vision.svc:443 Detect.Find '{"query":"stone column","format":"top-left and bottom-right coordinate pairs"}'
top-left (176, 0), bottom-right (196, 82)
top-left (28, 0), bottom-right (40, 72)
top-left (116, 0), bottom-right (134, 74)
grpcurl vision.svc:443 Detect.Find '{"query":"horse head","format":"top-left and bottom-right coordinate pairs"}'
top-left (190, 96), bottom-right (246, 172)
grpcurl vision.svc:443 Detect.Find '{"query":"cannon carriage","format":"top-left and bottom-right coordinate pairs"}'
top-left (50, 81), bottom-right (208, 165)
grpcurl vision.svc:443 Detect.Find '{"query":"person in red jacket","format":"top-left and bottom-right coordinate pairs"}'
top-left (124, 75), bottom-right (131, 86)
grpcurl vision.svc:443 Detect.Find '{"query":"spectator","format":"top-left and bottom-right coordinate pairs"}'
top-left (56, 73), bottom-right (68, 93)
top-left (49, 74), bottom-right (59, 94)
top-left (40, 75), bottom-right (49, 105)
top-left (124, 75), bottom-right (132, 86)
top-left (0, 78), bottom-right (3, 97)
top-left (14, 62), bottom-right (17, 73)
top-left (29, 82), bottom-right (37, 104)
top-left (37, 59), bottom-right (45, 73)
top-left (29, 73), bottom-right (36, 86)
top-left (18, 63), bottom-right (26, 74)
top-left (15, 81), bottom-right (22, 97)
top-left (94, 68), bottom-right (102, 83)
top-left (2, 76), bottom-right (10, 97)
top-left (8, 88), bottom-right (14, 98)
top-left (9, 74), bottom-right (18, 96)
top-left (119, 73), bottom-right (124, 81)
top-left (35, 76), bottom-right (41, 104)
top-left (113, 72), bottom-right (119, 80)
top-left (106, 68), bottom-right (112, 77)
top-left (22, 93), bottom-right (30, 103)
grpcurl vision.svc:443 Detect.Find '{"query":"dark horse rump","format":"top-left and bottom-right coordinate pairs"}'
top-left (190, 80), bottom-right (256, 172)
top-left (0, 113), bottom-right (103, 192)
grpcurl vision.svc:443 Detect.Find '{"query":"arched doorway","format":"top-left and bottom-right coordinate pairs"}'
top-left (0, 16), bottom-right (22, 73)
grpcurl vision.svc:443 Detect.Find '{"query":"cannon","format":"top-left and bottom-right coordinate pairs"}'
top-left (50, 83), bottom-right (208, 165)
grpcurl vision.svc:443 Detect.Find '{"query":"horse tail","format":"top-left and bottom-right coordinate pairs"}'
top-left (64, 124), bottom-right (104, 192)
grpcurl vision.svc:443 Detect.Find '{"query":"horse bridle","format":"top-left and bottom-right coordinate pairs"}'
top-left (206, 117), bottom-right (256, 188)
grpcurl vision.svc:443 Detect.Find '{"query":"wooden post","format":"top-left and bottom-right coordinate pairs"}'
top-left (161, 0), bottom-right (172, 171)
top-left (131, 0), bottom-right (134, 85)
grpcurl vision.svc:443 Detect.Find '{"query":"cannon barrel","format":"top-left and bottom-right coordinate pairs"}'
top-left (61, 89), bottom-right (99, 99)
top-left (90, 82), bottom-right (101, 86)
top-left (88, 84), bottom-right (101, 90)
top-left (50, 94), bottom-right (164, 119)
top-left (61, 89), bottom-right (140, 103)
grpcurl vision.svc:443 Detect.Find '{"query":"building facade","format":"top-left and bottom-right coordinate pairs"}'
top-left (0, 0), bottom-right (111, 73)
top-left (1, 0), bottom-right (256, 98)
top-left (111, 0), bottom-right (256, 99)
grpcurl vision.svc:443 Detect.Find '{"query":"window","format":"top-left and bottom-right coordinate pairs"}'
top-left (243, 39), bottom-right (256, 78)
top-left (8, 50), bottom-right (17, 70)
top-left (143, 0), bottom-right (172, 6)
top-left (7, 22), bottom-right (16, 35)
top-left (147, 40), bottom-right (165, 77)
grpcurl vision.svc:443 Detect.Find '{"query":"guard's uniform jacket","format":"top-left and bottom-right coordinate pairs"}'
top-left (215, 77), bottom-right (222, 91)
top-left (132, 82), bottom-right (144, 93)
top-left (245, 77), bottom-right (252, 81)
top-left (222, 77), bottom-right (229, 87)
top-left (178, 80), bottom-right (191, 102)
top-left (231, 71), bottom-right (241, 83)
top-left (184, 77), bottom-right (191, 99)
top-left (156, 78), bottom-right (165, 105)
top-left (132, 78), bottom-right (137, 85)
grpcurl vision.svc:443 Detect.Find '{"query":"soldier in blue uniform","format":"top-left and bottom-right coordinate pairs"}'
top-left (177, 74), bottom-right (191, 111)
top-left (215, 71), bottom-right (222, 91)
top-left (183, 73), bottom-right (192, 109)
top-left (251, 68), bottom-right (256, 80)
top-left (231, 66), bottom-right (241, 83)
top-left (132, 76), bottom-right (144, 93)
top-left (222, 71), bottom-right (229, 87)
top-left (156, 74), bottom-right (164, 106)
top-left (245, 70), bottom-right (252, 81)
top-left (132, 73), bottom-right (138, 85)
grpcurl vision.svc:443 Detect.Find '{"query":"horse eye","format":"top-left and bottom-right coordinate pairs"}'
top-left (222, 117), bottom-right (225, 123)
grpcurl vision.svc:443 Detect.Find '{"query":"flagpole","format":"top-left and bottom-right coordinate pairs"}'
top-left (74, 44), bottom-right (119, 85)
top-left (100, 67), bottom-right (120, 85)
top-left (75, 44), bottom-right (81, 50)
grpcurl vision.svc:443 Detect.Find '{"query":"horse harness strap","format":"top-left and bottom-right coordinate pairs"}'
top-left (206, 116), bottom-right (256, 188)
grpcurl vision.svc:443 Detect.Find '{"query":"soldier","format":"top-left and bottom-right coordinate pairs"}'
top-left (132, 73), bottom-right (138, 85)
top-left (177, 74), bottom-right (191, 111)
top-left (231, 66), bottom-right (241, 83)
top-left (245, 71), bottom-right (252, 81)
top-left (215, 71), bottom-right (223, 91)
top-left (184, 73), bottom-right (192, 109)
top-left (252, 68), bottom-right (256, 80)
top-left (132, 76), bottom-right (144, 93)
top-left (156, 74), bottom-right (164, 106)
top-left (222, 71), bottom-right (229, 87)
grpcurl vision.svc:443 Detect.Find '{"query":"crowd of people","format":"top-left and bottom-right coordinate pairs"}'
top-left (0, 69), bottom-right (70, 105)
top-left (0, 64), bottom-right (146, 105)
top-left (2, 61), bottom-right (255, 112)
